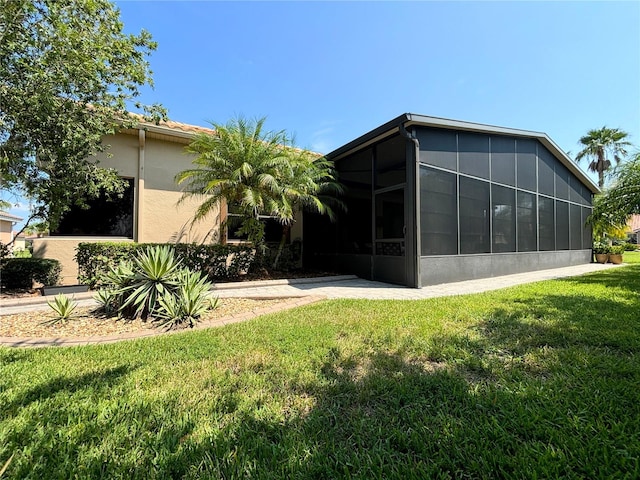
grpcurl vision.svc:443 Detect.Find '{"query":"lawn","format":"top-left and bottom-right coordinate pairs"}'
top-left (2, 255), bottom-right (640, 479)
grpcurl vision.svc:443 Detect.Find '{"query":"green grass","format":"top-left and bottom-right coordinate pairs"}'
top-left (2, 259), bottom-right (640, 479)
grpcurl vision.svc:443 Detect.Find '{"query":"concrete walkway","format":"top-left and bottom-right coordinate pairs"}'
top-left (0, 262), bottom-right (624, 347)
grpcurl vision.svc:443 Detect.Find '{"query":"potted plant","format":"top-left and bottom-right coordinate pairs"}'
top-left (593, 241), bottom-right (610, 264)
top-left (609, 245), bottom-right (625, 264)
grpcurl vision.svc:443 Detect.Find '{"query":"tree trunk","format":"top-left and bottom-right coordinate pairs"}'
top-left (272, 224), bottom-right (291, 270)
top-left (597, 148), bottom-right (605, 188)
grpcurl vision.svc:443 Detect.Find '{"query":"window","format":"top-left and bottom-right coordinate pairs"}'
top-left (417, 128), bottom-right (457, 171)
top-left (539, 196), bottom-right (555, 251)
top-left (53, 178), bottom-right (134, 237)
top-left (492, 185), bottom-right (516, 253)
top-left (517, 191), bottom-right (537, 252)
top-left (490, 136), bottom-right (516, 186)
top-left (517, 139), bottom-right (537, 192)
top-left (459, 177), bottom-right (490, 254)
top-left (226, 204), bottom-right (284, 243)
top-left (420, 167), bottom-right (457, 255)
top-left (459, 132), bottom-right (489, 179)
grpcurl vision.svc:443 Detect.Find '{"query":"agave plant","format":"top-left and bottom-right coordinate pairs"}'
top-left (154, 269), bottom-right (216, 329)
top-left (92, 289), bottom-right (119, 316)
top-left (44, 294), bottom-right (77, 324)
top-left (117, 246), bottom-right (183, 319)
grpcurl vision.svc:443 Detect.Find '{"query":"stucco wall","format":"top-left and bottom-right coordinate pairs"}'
top-left (33, 237), bottom-right (133, 285)
top-left (90, 132), bottom-right (219, 243)
top-left (0, 220), bottom-right (12, 245)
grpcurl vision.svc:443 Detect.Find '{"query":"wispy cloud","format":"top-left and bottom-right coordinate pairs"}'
top-left (310, 120), bottom-right (342, 154)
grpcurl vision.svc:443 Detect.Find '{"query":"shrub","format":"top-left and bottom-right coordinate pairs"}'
top-left (623, 242), bottom-right (637, 251)
top-left (0, 258), bottom-right (61, 289)
top-left (610, 245), bottom-right (625, 255)
top-left (76, 242), bottom-right (256, 288)
top-left (592, 241), bottom-right (611, 255)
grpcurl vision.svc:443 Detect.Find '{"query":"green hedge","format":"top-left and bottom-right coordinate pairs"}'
top-left (0, 258), bottom-right (62, 289)
top-left (75, 243), bottom-right (256, 289)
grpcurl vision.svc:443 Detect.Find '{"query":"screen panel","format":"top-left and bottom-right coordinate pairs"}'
top-left (417, 128), bottom-right (457, 171)
top-left (459, 176), bottom-right (490, 254)
top-left (492, 184), bottom-right (516, 253)
top-left (420, 167), bottom-right (458, 255)
top-left (459, 132), bottom-right (489, 179)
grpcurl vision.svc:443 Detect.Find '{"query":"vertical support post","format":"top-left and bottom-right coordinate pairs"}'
top-left (136, 128), bottom-right (146, 242)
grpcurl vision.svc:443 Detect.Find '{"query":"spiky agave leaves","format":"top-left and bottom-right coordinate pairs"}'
top-left (117, 246), bottom-right (183, 319)
top-left (154, 269), bottom-right (217, 330)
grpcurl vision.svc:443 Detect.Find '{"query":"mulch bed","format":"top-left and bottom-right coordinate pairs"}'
top-left (0, 298), bottom-right (291, 338)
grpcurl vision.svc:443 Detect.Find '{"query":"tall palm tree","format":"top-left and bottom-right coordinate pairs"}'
top-left (175, 116), bottom-right (341, 268)
top-left (575, 127), bottom-right (631, 188)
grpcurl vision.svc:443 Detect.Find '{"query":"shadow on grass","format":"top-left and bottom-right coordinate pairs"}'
top-left (2, 266), bottom-right (640, 478)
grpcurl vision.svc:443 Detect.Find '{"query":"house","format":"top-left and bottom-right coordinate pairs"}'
top-left (33, 120), bottom-right (229, 284)
top-left (0, 211), bottom-right (23, 246)
top-left (303, 113), bottom-right (599, 287)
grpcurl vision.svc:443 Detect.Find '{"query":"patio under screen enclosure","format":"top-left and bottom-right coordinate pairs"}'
top-left (303, 114), bottom-right (599, 287)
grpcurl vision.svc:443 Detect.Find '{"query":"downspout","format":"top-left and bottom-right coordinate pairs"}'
top-left (136, 128), bottom-right (146, 242)
top-left (399, 122), bottom-right (421, 288)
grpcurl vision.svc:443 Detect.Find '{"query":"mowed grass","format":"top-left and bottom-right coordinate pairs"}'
top-left (2, 255), bottom-right (640, 479)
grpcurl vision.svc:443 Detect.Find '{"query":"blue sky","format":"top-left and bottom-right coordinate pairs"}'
top-left (5, 0), bottom-right (640, 227)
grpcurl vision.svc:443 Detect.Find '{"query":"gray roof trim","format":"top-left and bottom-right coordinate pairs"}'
top-left (327, 113), bottom-right (599, 194)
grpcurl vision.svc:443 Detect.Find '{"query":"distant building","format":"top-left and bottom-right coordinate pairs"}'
top-left (0, 211), bottom-right (23, 245)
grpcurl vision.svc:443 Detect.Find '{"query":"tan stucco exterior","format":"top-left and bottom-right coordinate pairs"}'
top-left (33, 123), bottom-right (220, 284)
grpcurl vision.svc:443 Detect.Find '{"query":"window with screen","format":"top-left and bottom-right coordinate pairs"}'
top-left (417, 128), bottom-right (457, 171)
top-left (490, 136), bottom-right (516, 186)
top-left (420, 167), bottom-right (458, 255)
top-left (459, 132), bottom-right (489, 179)
top-left (492, 184), bottom-right (516, 253)
top-left (539, 196), bottom-right (555, 251)
top-left (459, 176), bottom-right (490, 254)
top-left (375, 135), bottom-right (406, 189)
top-left (517, 191), bottom-right (537, 252)
top-left (570, 203), bottom-right (583, 250)
top-left (555, 200), bottom-right (570, 250)
top-left (517, 139), bottom-right (537, 192)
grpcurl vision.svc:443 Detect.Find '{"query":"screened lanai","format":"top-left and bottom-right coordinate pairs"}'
top-left (303, 114), bottom-right (598, 287)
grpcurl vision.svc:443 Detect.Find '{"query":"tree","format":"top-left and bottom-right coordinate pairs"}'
top-left (575, 127), bottom-right (631, 188)
top-left (176, 116), bottom-right (342, 268)
top-left (0, 0), bottom-right (166, 240)
top-left (589, 152), bottom-right (640, 235)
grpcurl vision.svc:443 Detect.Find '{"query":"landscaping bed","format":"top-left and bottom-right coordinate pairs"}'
top-left (0, 298), bottom-right (290, 337)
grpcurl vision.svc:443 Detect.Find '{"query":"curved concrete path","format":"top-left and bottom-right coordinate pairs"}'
top-left (0, 263), bottom-right (624, 347)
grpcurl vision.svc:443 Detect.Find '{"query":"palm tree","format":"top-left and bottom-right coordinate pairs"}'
top-left (175, 116), bottom-right (341, 269)
top-left (176, 116), bottom-right (291, 248)
top-left (575, 127), bottom-right (631, 188)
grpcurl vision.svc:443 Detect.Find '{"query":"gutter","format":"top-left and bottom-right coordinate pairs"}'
top-left (399, 122), bottom-right (421, 288)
